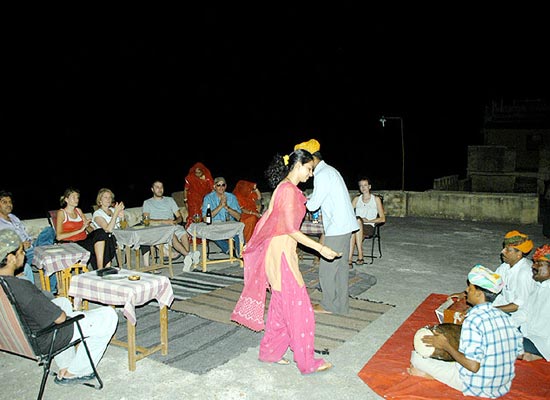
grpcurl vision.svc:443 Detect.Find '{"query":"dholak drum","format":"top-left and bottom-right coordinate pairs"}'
top-left (413, 323), bottom-right (462, 361)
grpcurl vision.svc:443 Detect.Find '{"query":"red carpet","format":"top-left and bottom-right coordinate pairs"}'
top-left (358, 293), bottom-right (550, 399)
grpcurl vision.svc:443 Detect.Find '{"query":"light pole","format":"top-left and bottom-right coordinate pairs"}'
top-left (379, 116), bottom-right (405, 191)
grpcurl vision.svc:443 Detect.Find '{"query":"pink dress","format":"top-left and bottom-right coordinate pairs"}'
top-left (231, 181), bottom-right (325, 374)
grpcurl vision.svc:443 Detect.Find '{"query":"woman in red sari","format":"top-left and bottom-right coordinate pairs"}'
top-left (183, 162), bottom-right (214, 228)
top-left (231, 149), bottom-right (340, 374)
top-left (232, 180), bottom-right (262, 243)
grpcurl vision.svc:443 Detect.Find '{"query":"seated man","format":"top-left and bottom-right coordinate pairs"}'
top-left (143, 180), bottom-right (200, 271)
top-left (202, 177), bottom-right (242, 256)
top-left (517, 244), bottom-right (550, 362)
top-left (409, 264), bottom-right (523, 398)
top-left (0, 229), bottom-right (118, 384)
top-left (0, 190), bottom-right (57, 292)
top-left (449, 230), bottom-right (536, 327)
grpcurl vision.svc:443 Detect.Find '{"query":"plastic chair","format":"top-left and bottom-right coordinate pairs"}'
top-left (0, 277), bottom-right (103, 400)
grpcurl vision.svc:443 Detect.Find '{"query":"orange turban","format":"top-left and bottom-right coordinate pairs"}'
top-left (533, 244), bottom-right (550, 262)
top-left (503, 230), bottom-right (534, 254)
top-left (294, 139), bottom-right (320, 154)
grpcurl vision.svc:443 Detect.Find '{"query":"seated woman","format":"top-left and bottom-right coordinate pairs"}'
top-left (349, 176), bottom-right (385, 266)
top-left (183, 162), bottom-right (214, 229)
top-left (55, 187), bottom-right (117, 270)
top-left (232, 180), bottom-right (262, 243)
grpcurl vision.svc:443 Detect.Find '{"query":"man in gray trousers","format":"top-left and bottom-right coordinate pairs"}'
top-left (294, 139), bottom-right (358, 315)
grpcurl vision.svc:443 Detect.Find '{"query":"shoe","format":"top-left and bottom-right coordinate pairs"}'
top-left (54, 373), bottom-right (96, 386)
top-left (312, 303), bottom-right (332, 314)
top-left (191, 250), bottom-right (201, 265)
top-left (348, 260), bottom-right (353, 266)
top-left (355, 258), bottom-right (364, 265)
top-left (182, 254), bottom-right (193, 272)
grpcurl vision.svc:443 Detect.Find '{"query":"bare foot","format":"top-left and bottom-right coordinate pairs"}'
top-left (407, 365), bottom-right (434, 379)
top-left (522, 352), bottom-right (543, 362)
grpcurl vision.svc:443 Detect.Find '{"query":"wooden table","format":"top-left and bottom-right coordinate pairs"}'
top-left (68, 269), bottom-right (174, 371)
top-left (113, 224), bottom-right (177, 277)
top-left (188, 221), bottom-right (244, 272)
top-left (32, 243), bottom-right (91, 295)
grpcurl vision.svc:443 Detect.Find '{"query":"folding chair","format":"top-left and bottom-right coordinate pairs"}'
top-left (363, 222), bottom-right (384, 264)
top-left (362, 194), bottom-right (385, 264)
top-left (0, 277), bottom-right (103, 400)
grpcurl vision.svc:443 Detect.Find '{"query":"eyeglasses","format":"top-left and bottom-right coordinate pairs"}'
top-left (216, 183), bottom-right (226, 187)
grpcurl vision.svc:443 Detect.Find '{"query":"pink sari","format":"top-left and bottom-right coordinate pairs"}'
top-left (231, 181), bottom-right (305, 331)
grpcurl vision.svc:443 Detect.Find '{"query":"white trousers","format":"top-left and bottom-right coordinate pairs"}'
top-left (52, 297), bottom-right (118, 376)
top-left (410, 350), bottom-right (464, 392)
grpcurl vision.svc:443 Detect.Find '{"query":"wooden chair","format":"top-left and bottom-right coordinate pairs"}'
top-left (60, 263), bottom-right (89, 309)
top-left (0, 277), bottom-right (103, 400)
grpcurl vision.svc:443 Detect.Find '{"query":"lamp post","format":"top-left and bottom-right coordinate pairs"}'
top-left (379, 116), bottom-right (405, 191)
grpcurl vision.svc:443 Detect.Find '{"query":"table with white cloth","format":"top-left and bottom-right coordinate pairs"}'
top-left (113, 224), bottom-right (177, 277)
top-left (68, 269), bottom-right (174, 371)
top-left (188, 221), bottom-right (244, 272)
top-left (32, 242), bottom-right (91, 294)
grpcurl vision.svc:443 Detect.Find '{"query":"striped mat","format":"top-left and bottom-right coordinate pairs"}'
top-left (169, 272), bottom-right (243, 300)
top-left (171, 283), bottom-right (394, 351)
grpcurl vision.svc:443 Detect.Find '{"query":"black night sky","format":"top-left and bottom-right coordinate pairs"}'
top-left (4, 6), bottom-right (550, 219)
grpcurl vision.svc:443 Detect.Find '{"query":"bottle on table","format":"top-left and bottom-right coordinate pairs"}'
top-left (312, 209), bottom-right (320, 224)
top-left (205, 204), bottom-right (212, 225)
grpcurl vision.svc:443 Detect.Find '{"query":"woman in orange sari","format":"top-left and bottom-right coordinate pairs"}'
top-left (183, 162), bottom-right (214, 228)
top-left (232, 180), bottom-right (262, 243)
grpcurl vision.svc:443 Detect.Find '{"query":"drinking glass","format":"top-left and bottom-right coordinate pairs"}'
top-left (143, 215), bottom-right (150, 227)
top-left (120, 218), bottom-right (128, 230)
top-left (193, 213), bottom-right (202, 223)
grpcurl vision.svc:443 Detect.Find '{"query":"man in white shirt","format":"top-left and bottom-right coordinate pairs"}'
top-left (518, 244), bottom-right (550, 361)
top-left (294, 139), bottom-right (357, 315)
top-left (492, 230), bottom-right (537, 327)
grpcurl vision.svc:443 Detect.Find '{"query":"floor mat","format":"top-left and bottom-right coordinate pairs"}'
top-left (171, 283), bottom-right (393, 352)
top-left (357, 293), bottom-right (550, 399)
top-left (114, 303), bottom-right (260, 375)
top-left (169, 271), bottom-right (243, 300)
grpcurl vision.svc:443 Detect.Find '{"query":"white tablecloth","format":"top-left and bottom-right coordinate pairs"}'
top-left (33, 243), bottom-right (91, 276)
top-left (113, 224), bottom-right (177, 249)
top-left (188, 221), bottom-right (244, 243)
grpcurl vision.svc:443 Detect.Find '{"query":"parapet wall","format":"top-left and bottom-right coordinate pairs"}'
top-left (22, 191), bottom-right (539, 240)
top-left (376, 190), bottom-right (539, 224)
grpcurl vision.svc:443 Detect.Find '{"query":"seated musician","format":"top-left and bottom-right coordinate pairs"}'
top-left (408, 265), bottom-right (524, 398)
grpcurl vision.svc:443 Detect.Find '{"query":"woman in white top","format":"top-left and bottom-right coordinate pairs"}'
top-left (92, 188), bottom-right (125, 232)
top-left (349, 177), bottom-right (385, 265)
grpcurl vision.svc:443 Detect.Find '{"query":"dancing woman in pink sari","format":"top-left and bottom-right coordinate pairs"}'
top-left (231, 149), bottom-right (341, 374)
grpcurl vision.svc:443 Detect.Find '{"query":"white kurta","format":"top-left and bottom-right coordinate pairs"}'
top-left (520, 279), bottom-right (550, 360)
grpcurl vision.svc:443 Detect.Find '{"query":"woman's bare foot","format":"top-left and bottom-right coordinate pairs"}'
top-left (316, 361), bottom-right (333, 372)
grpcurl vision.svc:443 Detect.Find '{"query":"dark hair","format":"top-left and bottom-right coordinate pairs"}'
top-left (0, 190), bottom-right (13, 199)
top-left (468, 280), bottom-right (499, 303)
top-left (60, 187), bottom-right (80, 208)
top-left (264, 149), bottom-right (313, 189)
top-left (313, 151), bottom-right (323, 161)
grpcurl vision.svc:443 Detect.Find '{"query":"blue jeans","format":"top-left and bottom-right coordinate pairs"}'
top-left (213, 236), bottom-right (241, 257)
top-left (29, 227), bottom-right (58, 293)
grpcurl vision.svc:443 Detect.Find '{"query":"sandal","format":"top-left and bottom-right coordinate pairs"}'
top-left (348, 260), bottom-right (353, 267)
top-left (355, 258), bottom-right (364, 265)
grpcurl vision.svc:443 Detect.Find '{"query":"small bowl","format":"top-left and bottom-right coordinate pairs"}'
top-left (128, 275), bottom-right (141, 281)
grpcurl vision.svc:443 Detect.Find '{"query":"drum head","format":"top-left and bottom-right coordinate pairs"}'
top-left (413, 327), bottom-right (434, 358)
